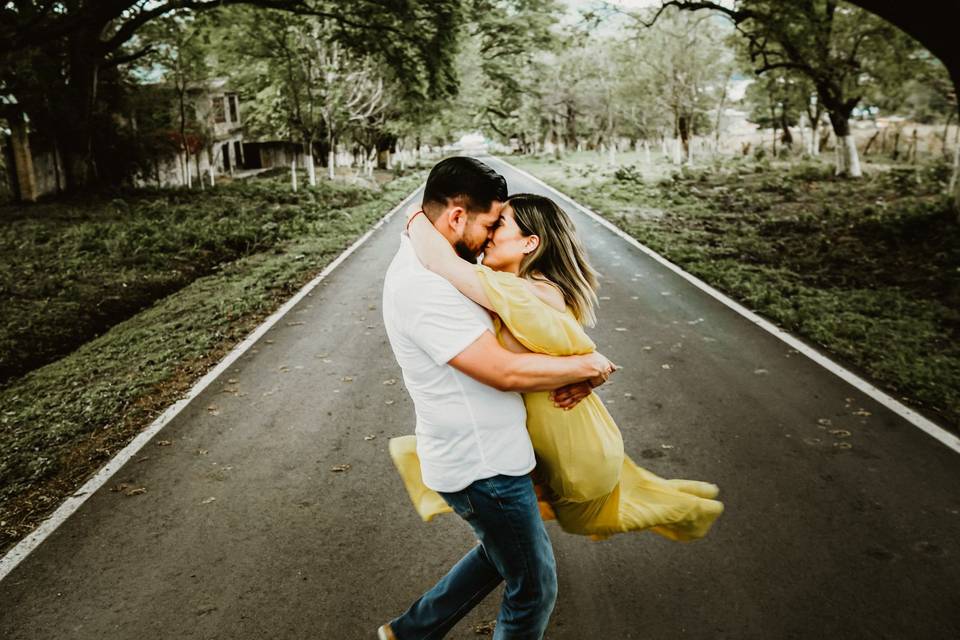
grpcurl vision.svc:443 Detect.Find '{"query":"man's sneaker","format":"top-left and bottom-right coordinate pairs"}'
top-left (377, 623), bottom-right (397, 640)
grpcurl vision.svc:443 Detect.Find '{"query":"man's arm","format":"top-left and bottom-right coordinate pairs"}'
top-left (448, 331), bottom-right (616, 393)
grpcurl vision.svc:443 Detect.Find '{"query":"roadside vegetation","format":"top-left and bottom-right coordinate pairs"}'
top-left (0, 169), bottom-right (424, 555)
top-left (510, 152), bottom-right (959, 430)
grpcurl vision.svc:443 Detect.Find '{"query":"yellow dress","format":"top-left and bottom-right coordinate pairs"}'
top-left (388, 265), bottom-right (724, 542)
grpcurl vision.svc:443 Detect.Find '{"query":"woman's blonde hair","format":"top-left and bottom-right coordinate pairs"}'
top-left (508, 193), bottom-right (599, 327)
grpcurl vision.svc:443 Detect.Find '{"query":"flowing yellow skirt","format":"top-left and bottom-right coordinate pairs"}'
top-left (389, 393), bottom-right (725, 543)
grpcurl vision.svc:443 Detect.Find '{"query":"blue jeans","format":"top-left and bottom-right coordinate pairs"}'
top-left (390, 473), bottom-right (558, 640)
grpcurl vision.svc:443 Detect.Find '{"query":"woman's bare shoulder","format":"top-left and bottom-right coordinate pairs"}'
top-left (522, 277), bottom-right (566, 312)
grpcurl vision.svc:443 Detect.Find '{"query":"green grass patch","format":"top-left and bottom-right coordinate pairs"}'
top-left (0, 171), bottom-right (424, 554)
top-left (509, 151), bottom-right (959, 430)
top-left (0, 172), bottom-right (405, 385)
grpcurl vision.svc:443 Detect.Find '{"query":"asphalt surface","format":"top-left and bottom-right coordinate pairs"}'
top-left (2, 157), bottom-right (959, 639)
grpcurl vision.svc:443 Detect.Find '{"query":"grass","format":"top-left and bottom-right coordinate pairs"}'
top-left (0, 169), bottom-right (406, 385)
top-left (0, 169), bottom-right (425, 555)
top-left (509, 150), bottom-right (960, 431)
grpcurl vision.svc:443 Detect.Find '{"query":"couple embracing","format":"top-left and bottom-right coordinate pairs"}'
top-left (379, 157), bottom-right (724, 639)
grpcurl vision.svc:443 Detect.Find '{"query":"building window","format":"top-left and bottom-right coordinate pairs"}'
top-left (228, 94), bottom-right (239, 124)
top-left (213, 96), bottom-right (226, 123)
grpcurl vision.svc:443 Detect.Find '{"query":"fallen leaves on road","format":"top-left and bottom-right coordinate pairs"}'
top-left (364, 435), bottom-right (377, 441)
top-left (110, 483), bottom-right (146, 496)
top-left (207, 404), bottom-right (221, 416)
top-left (661, 364), bottom-right (671, 369)
top-left (201, 496), bottom-right (216, 505)
top-left (615, 327), bottom-right (627, 332)
top-left (331, 464), bottom-right (351, 472)
top-left (156, 440), bottom-right (172, 447)
top-left (829, 429), bottom-right (852, 438)
top-left (833, 442), bottom-right (853, 449)
top-left (474, 620), bottom-right (496, 635)
top-left (853, 409), bottom-right (871, 417)
top-left (382, 378), bottom-right (398, 386)
top-left (384, 400), bottom-right (395, 406)
top-left (342, 376), bottom-right (354, 382)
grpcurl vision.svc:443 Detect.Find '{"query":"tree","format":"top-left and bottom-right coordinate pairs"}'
top-left (0, 0), bottom-right (463, 191)
top-left (141, 13), bottom-right (213, 188)
top-left (743, 70), bottom-right (806, 156)
top-left (626, 8), bottom-right (730, 164)
top-left (639, 1), bottom-right (927, 177)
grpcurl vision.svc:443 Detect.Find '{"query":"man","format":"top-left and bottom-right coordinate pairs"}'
top-left (379, 157), bottom-right (616, 639)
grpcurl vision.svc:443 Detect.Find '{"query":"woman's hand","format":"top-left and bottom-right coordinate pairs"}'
top-left (550, 353), bottom-right (619, 410)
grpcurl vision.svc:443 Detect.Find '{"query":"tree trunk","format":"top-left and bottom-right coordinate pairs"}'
top-left (57, 29), bottom-right (102, 190)
top-left (828, 110), bottom-right (862, 177)
top-left (306, 145), bottom-right (317, 187)
top-left (327, 133), bottom-right (336, 180)
top-left (780, 112), bottom-right (794, 148)
top-left (291, 158), bottom-right (298, 192)
top-left (950, 143), bottom-right (960, 219)
top-left (677, 114), bottom-right (690, 164)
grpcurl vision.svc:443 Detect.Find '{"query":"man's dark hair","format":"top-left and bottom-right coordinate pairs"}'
top-left (422, 157), bottom-right (508, 220)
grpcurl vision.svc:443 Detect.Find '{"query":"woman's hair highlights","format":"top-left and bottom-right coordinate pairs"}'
top-left (507, 193), bottom-right (599, 327)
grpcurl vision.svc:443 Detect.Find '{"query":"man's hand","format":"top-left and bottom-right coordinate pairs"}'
top-left (586, 352), bottom-right (618, 379)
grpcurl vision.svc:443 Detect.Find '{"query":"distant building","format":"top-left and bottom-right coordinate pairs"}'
top-left (1, 78), bottom-right (248, 200)
top-left (139, 77), bottom-right (246, 188)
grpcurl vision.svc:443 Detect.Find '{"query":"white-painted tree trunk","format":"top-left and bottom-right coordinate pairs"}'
top-left (608, 143), bottom-right (616, 167)
top-left (835, 134), bottom-right (862, 177)
top-left (811, 118), bottom-right (821, 156)
top-left (306, 150), bottom-right (317, 187)
top-left (328, 150), bottom-right (335, 180)
top-left (291, 159), bottom-right (298, 192)
top-left (644, 141), bottom-right (651, 165)
top-left (673, 137), bottom-right (683, 165)
top-left (185, 153), bottom-right (192, 188)
top-left (950, 143), bottom-right (960, 217)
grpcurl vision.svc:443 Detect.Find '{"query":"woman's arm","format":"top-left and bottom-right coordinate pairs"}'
top-left (406, 211), bottom-right (494, 310)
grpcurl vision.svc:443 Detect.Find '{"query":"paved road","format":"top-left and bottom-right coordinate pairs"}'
top-left (2, 157), bottom-right (959, 639)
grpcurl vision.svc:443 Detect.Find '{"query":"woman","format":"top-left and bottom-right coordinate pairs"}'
top-left (390, 193), bottom-right (724, 541)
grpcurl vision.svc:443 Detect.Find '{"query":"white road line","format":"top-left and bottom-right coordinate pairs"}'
top-left (493, 156), bottom-right (960, 455)
top-left (0, 185), bottom-right (424, 583)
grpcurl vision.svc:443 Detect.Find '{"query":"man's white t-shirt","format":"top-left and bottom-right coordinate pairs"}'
top-left (382, 233), bottom-right (535, 493)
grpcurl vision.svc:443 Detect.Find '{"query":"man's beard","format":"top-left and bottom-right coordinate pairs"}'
top-left (454, 239), bottom-right (483, 262)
